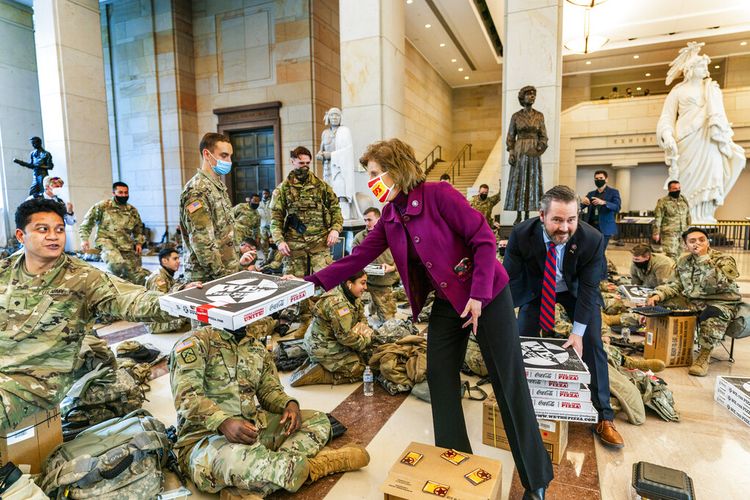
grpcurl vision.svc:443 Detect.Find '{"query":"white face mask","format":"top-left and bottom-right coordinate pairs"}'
top-left (51, 187), bottom-right (63, 197)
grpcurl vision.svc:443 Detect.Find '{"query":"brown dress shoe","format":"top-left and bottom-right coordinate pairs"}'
top-left (592, 420), bottom-right (624, 449)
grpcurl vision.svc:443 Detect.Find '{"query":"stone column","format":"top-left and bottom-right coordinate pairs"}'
top-left (501, 0), bottom-right (563, 223)
top-left (33, 0), bottom-right (113, 249)
top-left (613, 164), bottom-right (634, 213)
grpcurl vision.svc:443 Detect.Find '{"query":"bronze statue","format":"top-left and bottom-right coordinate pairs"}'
top-left (504, 86), bottom-right (547, 225)
top-left (14, 136), bottom-right (54, 197)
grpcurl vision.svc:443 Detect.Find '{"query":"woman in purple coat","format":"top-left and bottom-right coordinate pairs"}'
top-left (305, 139), bottom-right (552, 499)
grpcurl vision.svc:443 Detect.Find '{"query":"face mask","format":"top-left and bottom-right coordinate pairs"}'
top-left (367, 173), bottom-right (394, 203)
top-left (594, 179), bottom-right (606, 188)
top-left (115, 195), bottom-right (129, 205)
top-left (250, 203), bottom-right (260, 210)
top-left (208, 151), bottom-right (232, 175)
top-left (634, 259), bottom-right (650, 270)
top-left (668, 190), bottom-right (680, 199)
top-left (294, 167), bottom-right (309, 182)
top-left (479, 193), bottom-right (488, 201)
top-left (51, 187), bottom-right (63, 197)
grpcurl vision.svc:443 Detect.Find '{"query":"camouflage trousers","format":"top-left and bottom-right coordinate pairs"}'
top-left (602, 293), bottom-right (639, 327)
top-left (146, 317), bottom-right (189, 334)
top-left (367, 284), bottom-right (396, 322)
top-left (186, 410), bottom-right (330, 495)
top-left (100, 244), bottom-right (150, 285)
top-left (662, 296), bottom-right (739, 350)
top-left (305, 341), bottom-right (367, 381)
top-left (661, 232), bottom-right (683, 262)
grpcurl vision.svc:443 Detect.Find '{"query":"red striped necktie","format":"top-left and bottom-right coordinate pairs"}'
top-left (540, 241), bottom-right (557, 332)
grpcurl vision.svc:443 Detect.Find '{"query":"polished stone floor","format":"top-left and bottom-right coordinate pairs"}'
top-left (92, 245), bottom-right (750, 499)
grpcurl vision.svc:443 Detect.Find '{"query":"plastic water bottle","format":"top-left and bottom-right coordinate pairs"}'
top-left (363, 366), bottom-right (374, 397)
top-left (621, 327), bottom-right (631, 342)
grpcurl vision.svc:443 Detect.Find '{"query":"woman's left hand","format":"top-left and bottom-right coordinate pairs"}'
top-left (460, 298), bottom-right (482, 334)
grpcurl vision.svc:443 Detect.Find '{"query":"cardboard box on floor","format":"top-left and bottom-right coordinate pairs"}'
top-left (0, 407), bottom-right (62, 474)
top-left (644, 315), bottom-right (696, 367)
top-left (382, 441), bottom-right (502, 500)
top-left (482, 395), bottom-right (568, 465)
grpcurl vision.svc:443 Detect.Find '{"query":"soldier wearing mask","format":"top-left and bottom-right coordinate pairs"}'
top-left (232, 193), bottom-right (262, 245)
top-left (647, 227), bottom-right (741, 377)
top-left (470, 183), bottom-right (501, 229)
top-left (79, 181), bottom-right (150, 285)
top-left (26, 176), bottom-right (75, 226)
top-left (629, 244), bottom-right (674, 288)
top-left (144, 247), bottom-right (190, 334)
top-left (652, 181), bottom-right (691, 261)
top-left (179, 133), bottom-right (240, 282)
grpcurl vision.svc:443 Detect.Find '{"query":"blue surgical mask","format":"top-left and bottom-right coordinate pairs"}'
top-left (208, 151), bottom-right (232, 175)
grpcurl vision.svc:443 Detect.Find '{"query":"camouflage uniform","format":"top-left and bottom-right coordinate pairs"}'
top-left (629, 252), bottom-right (674, 289)
top-left (170, 326), bottom-right (330, 495)
top-left (269, 171), bottom-right (343, 278)
top-left (79, 198), bottom-right (149, 285)
top-left (352, 229), bottom-right (399, 322)
top-left (180, 170), bottom-right (239, 282)
top-left (653, 194), bottom-right (691, 261)
top-left (651, 249), bottom-right (741, 350)
top-left (470, 192), bottom-right (501, 227)
top-left (144, 267), bottom-right (189, 334)
top-left (0, 252), bottom-right (173, 430)
top-left (303, 286), bottom-right (373, 381)
top-left (232, 203), bottom-right (261, 245)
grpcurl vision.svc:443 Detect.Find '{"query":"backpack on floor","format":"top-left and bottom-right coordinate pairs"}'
top-left (40, 410), bottom-right (173, 499)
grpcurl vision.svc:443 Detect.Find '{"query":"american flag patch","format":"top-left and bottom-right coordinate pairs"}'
top-left (175, 340), bottom-right (194, 353)
top-left (187, 200), bottom-right (203, 213)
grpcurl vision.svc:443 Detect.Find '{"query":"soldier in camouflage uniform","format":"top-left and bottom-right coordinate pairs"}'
top-left (169, 325), bottom-right (369, 496)
top-left (470, 183), bottom-right (501, 229)
top-left (353, 207), bottom-right (398, 323)
top-left (180, 133), bottom-right (240, 282)
top-left (232, 194), bottom-right (262, 246)
top-left (647, 227), bottom-right (741, 376)
top-left (79, 181), bottom-right (150, 285)
top-left (0, 199), bottom-right (177, 430)
top-left (144, 248), bottom-right (189, 334)
top-left (292, 271), bottom-right (373, 387)
top-left (629, 244), bottom-right (674, 288)
top-left (652, 181), bottom-right (691, 261)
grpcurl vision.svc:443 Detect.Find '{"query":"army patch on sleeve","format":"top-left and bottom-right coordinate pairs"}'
top-left (180, 348), bottom-right (197, 364)
top-left (187, 200), bottom-right (203, 213)
top-left (337, 307), bottom-right (350, 317)
top-left (175, 340), bottom-right (195, 353)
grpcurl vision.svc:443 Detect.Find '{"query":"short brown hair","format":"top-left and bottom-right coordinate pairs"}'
top-left (631, 244), bottom-right (652, 257)
top-left (199, 132), bottom-right (231, 156)
top-left (290, 146), bottom-right (312, 159)
top-left (539, 185), bottom-right (578, 212)
top-left (363, 207), bottom-right (381, 217)
top-left (359, 138), bottom-right (426, 193)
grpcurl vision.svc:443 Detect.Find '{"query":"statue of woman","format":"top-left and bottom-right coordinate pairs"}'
top-left (316, 107), bottom-right (357, 219)
top-left (656, 42), bottom-right (746, 223)
top-left (504, 86), bottom-right (547, 225)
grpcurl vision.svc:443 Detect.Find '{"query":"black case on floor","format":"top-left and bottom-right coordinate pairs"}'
top-left (632, 461), bottom-right (695, 500)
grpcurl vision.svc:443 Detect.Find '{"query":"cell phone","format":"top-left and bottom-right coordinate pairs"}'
top-left (453, 257), bottom-right (472, 278)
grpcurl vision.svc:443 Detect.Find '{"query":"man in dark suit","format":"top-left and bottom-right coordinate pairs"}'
top-left (503, 185), bottom-right (624, 449)
top-left (581, 170), bottom-right (621, 250)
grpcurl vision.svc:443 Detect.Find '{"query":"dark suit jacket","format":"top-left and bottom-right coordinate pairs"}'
top-left (503, 217), bottom-right (604, 327)
top-left (581, 186), bottom-right (621, 236)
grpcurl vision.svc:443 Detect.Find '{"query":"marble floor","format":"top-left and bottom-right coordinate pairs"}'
top-left (91, 246), bottom-right (750, 499)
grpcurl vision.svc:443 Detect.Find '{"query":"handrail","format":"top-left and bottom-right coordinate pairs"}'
top-left (448, 143), bottom-right (472, 182)
top-left (421, 145), bottom-right (443, 174)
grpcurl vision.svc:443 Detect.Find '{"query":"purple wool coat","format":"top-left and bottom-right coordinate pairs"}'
top-left (306, 181), bottom-right (509, 321)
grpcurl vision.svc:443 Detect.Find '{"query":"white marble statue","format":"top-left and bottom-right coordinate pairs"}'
top-left (656, 42), bottom-right (746, 223)
top-left (316, 107), bottom-right (357, 219)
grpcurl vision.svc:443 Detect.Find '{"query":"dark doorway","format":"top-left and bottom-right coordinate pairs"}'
top-left (229, 128), bottom-right (275, 202)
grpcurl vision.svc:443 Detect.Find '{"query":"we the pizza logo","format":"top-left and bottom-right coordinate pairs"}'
top-left (521, 340), bottom-right (570, 367)
top-left (205, 277), bottom-right (278, 304)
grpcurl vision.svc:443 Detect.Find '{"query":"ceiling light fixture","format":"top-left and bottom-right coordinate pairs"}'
top-left (636, 87), bottom-right (641, 91)
top-left (458, 67), bottom-right (464, 72)
top-left (464, 76), bottom-right (470, 80)
top-left (406, 0), bottom-right (413, 4)
top-left (633, 55), bottom-right (640, 59)
top-left (645, 72), bottom-right (651, 76)
top-left (451, 58), bottom-right (457, 63)
top-left (585, 60), bottom-right (592, 65)
top-left (563, 7), bottom-right (609, 54)
top-left (439, 43), bottom-right (446, 47)
top-left (741, 41), bottom-right (748, 46)
top-left (425, 24), bottom-right (431, 28)
top-left (715, 65), bottom-right (720, 69)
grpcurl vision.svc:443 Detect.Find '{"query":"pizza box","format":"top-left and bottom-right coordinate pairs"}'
top-left (521, 337), bottom-right (591, 385)
top-left (365, 264), bottom-right (386, 276)
top-left (531, 397), bottom-right (595, 414)
top-left (526, 379), bottom-right (585, 391)
top-left (381, 442), bottom-right (501, 500)
top-left (715, 376), bottom-right (750, 407)
top-left (159, 271), bottom-right (314, 330)
top-left (618, 284), bottom-right (654, 306)
top-left (532, 409), bottom-right (599, 424)
top-left (715, 377), bottom-right (750, 426)
top-left (528, 384), bottom-right (591, 401)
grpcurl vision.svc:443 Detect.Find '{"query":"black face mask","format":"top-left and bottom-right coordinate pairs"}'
top-left (668, 190), bottom-right (681, 199)
top-left (479, 193), bottom-right (488, 201)
top-left (634, 259), bottom-right (650, 270)
top-left (250, 203), bottom-right (260, 210)
top-left (294, 168), bottom-right (309, 182)
top-left (114, 195), bottom-right (129, 205)
top-left (228, 326), bottom-right (247, 342)
top-left (594, 179), bottom-right (606, 188)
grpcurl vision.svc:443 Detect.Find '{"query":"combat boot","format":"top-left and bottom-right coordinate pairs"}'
top-left (688, 348), bottom-right (712, 377)
top-left (290, 361), bottom-right (336, 387)
top-left (307, 444), bottom-right (370, 482)
top-left (602, 313), bottom-right (621, 326)
top-left (623, 356), bottom-right (665, 373)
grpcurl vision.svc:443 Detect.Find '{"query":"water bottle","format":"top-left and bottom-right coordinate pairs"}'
top-left (265, 335), bottom-right (273, 352)
top-left (363, 366), bottom-right (374, 397)
top-left (621, 327), bottom-right (631, 342)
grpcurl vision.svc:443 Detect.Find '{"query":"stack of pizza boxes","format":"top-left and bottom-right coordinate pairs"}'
top-left (714, 376), bottom-right (750, 427)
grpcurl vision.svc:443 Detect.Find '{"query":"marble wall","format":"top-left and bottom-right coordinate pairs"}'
top-left (452, 83), bottom-right (502, 165)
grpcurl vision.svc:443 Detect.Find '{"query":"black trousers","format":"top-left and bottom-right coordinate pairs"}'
top-left (427, 288), bottom-right (553, 491)
top-left (517, 291), bottom-right (614, 421)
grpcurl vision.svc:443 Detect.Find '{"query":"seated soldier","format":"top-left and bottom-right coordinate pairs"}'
top-left (291, 270), bottom-right (374, 386)
top-left (629, 243), bottom-right (674, 288)
top-left (169, 324), bottom-right (369, 496)
top-left (0, 199), bottom-right (179, 430)
top-left (647, 227), bottom-right (741, 377)
top-left (144, 247), bottom-right (190, 334)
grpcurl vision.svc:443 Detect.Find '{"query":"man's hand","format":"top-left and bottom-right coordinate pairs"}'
top-left (278, 241), bottom-right (291, 257)
top-left (280, 401), bottom-right (301, 436)
top-left (460, 298), bottom-right (482, 334)
top-left (240, 250), bottom-right (257, 267)
top-left (646, 295), bottom-right (660, 307)
top-left (383, 263), bottom-right (396, 274)
top-left (581, 196), bottom-right (591, 206)
top-left (562, 334), bottom-right (583, 357)
top-left (281, 274), bottom-right (303, 281)
top-left (184, 282), bottom-right (203, 290)
top-left (652, 234), bottom-right (660, 243)
top-left (327, 230), bottom-right (340, 247)
top-left (81, 241), bottom-right (90, 252)
top-left (218, 417), bottom-right (258, 444)
top-left (135, 244), bottom-right (142, 255)
top-left (591, 197), bottom-right (606, 206)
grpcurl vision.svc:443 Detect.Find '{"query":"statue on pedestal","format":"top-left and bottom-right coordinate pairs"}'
top-left (504, 86), bottom-right (547, 225)
top-left (656, 42), bottom-right (746, 223)
top-left (13, 136), bottom-right (54, 197)
top-left (316, 107), bottom-right (357, 220)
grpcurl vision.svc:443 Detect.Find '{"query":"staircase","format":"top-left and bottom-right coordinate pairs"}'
top-left (425, 143), bottom-right (483, 195)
